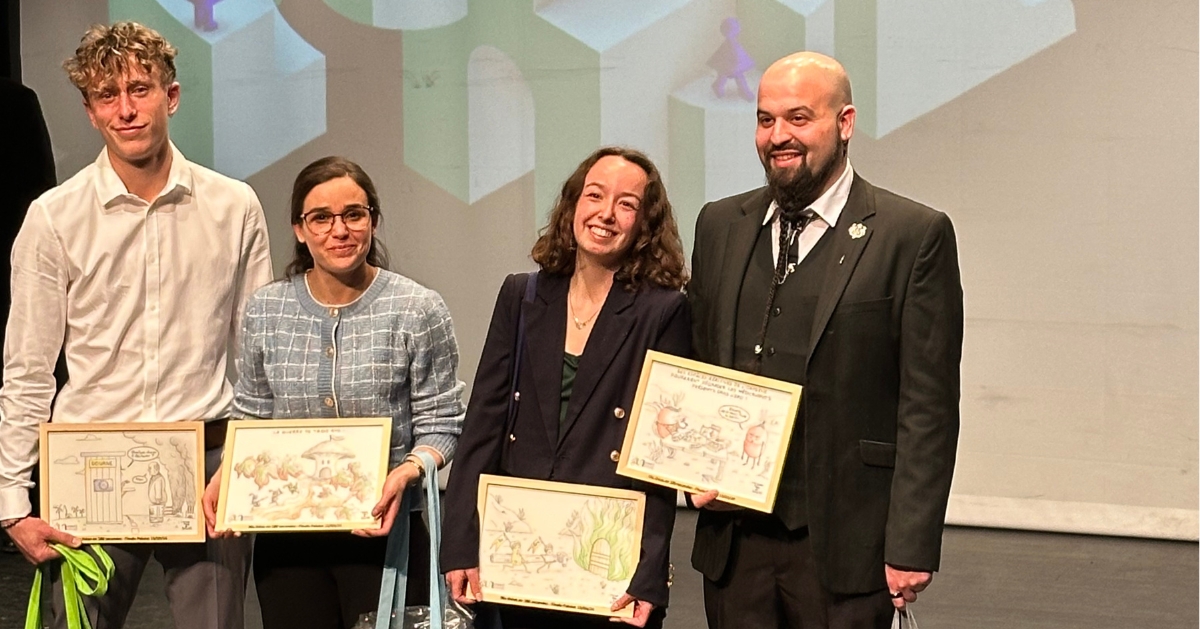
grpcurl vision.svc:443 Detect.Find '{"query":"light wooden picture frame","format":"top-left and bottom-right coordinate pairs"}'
top-left (616, 350), bottom-right (803, 512)
top-left (216, 417), bottom-right (392, 533)
top-left (40, 422), bottom-right (206, 543)
top-left (476, 475), bottom-right (646, 618)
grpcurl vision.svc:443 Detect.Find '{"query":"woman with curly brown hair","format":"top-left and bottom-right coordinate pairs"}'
top-left (441, 147), bottom-right (691, 629)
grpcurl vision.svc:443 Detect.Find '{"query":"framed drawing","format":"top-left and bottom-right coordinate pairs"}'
top-left (40, 422), bottom-right (206, 543)
top-left (216, 417), bottom-right (391, 532)
top-left (476, 475), bottom-right (645, 618)
top-left (616, 350), bottom-right (803, 512)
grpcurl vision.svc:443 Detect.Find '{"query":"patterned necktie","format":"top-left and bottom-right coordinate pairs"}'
top-left (750, 208), bottom-right (816, 374)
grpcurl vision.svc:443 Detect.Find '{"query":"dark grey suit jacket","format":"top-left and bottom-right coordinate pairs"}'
top-left (441, 272), bottom-right (691, 608)
top-left (688, 174), bottom-right (963, 594)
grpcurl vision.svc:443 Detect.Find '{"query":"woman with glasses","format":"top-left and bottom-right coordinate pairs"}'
top-left (441, 147), bottom-right (691, 629)
top-left (201, 156), bottom-right (465, 629)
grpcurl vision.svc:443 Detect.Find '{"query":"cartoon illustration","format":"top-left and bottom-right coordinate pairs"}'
top-left (41, 425), bottom-right (204, 542)
top-left (218, 421), bottom-right (391, 531)
top-left (478, 478), bottom-right (644, 617)
top-left (742, 422), bottom-right (768, 468)
top-left (618, 353), bottom-right (802, 512)
top-left (147, 462), bottom-right (169, 524)
top-left (644, 393), bottom-right (694, 462)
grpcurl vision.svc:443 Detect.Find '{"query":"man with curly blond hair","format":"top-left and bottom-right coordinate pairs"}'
top-left (0, 21), bottom-right (273, 629)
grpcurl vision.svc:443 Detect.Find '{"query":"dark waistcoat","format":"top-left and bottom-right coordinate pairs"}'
top-left (733, 223), bottom-right (836, 529)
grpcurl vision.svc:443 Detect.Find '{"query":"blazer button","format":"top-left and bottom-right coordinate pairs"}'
top-left (509, 434), bottom-right (516, 442)
top-left (613, 407), bottom-right (626, 419)
top-left (513, 391), bottom-right (520, 401)
top-left (609, 450), bottom-right (620, 462)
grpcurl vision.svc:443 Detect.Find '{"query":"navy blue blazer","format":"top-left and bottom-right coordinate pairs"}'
top-left (441, 272), bottom-right (692, 608)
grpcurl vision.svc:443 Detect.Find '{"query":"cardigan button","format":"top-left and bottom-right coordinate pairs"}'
top-left (329, 307), bottom-right (339, 317)
top-left (609, 450), bottom-right (620, 463)
top-left (323, 397), bottom-right (334, 408)
top-left (613, 407), bottom-right (626, 419)
top-left (325, 346), bottom-right (335, 358)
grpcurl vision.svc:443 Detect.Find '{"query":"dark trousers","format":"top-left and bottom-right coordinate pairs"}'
top-left (702, 517), bottom-right (893, 629)
top-left (47, 447), bottom-right (252, 629)
top-left (498, 605), bottom-right (666, 629)
top-left (253, 511), bottom-right (430, 629)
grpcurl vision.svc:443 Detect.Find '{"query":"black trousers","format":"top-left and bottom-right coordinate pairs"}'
top-left (253, 512), bottom-right (430, 629)
top-left (703, 517), bottom-right (893, 629)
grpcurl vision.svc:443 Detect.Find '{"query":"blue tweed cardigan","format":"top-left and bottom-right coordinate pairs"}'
top-left (233, 270), bottom-right (464, 467)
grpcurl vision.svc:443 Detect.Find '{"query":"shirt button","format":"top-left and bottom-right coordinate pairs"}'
top-left (613, 407), bottom-right (626, 419)
top-left (323, 397), bottom-right (334, 407)
top-left (325, 346), bottom-right (335, 358)
top-left (609, 450), bottom-right (620, 462)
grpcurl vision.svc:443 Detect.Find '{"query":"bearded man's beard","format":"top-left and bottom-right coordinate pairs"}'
top-left (765, 143), bottom-right (843, 213)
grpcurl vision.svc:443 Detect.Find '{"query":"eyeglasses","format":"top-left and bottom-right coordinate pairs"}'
top-left (301, 205), bottom-right (374, 235)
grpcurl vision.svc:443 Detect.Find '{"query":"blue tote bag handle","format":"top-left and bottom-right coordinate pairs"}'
top-left (376, 449), bottom-right (446, 629)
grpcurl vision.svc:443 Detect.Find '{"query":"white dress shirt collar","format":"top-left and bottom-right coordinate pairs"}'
top-left (762, 159), bottom-right (855, 228)
top-left (94, 142), bottom-right (195, 208)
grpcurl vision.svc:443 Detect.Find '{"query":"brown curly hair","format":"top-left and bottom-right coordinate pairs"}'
top-left (531, 147), bottom-right (687, 291)
top-left (64, 22), bottom-right (178, 99)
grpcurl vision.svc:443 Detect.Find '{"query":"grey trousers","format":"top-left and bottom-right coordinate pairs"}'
top-left (48, 447), bottom-right (252, 629)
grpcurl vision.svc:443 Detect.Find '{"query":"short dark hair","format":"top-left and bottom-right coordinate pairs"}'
top-left (285, 156), bottom-right (390, 278)
top-left (530, 147), bottom-right (687, 291)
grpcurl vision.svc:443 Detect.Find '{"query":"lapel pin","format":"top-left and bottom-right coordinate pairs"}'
top-left (849, 223), bottom-right (867, 239)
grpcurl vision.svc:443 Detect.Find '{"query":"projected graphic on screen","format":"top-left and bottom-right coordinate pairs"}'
top-left (353, 0), bottom-right (1076, 250)
top-left (109, 0), bottom-right (327, 179)
top-left (111, 0), bottom-right (1072, 245)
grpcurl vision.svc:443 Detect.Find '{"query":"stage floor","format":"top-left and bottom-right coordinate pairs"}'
top-left (0, 510), bottom-right (1194, 628)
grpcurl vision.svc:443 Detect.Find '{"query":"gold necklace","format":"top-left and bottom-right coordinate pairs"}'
top-left (568, 292), bottom-right (601, 330)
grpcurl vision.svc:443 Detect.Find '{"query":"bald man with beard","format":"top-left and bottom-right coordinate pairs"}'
top-left (685, 52), bottom-right (963, 628)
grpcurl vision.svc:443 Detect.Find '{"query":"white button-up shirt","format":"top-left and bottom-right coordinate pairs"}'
top-left (0, 145), bottom-right (274, 518)
top-left (763, 159), bottom-right (855, 265)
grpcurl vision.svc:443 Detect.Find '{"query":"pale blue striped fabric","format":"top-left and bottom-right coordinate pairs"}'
top-left (233, 270), bottom-right (464, 467)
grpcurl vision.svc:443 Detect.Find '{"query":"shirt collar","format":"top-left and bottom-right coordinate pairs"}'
top-left (763, 159), bottom-right (855, 227)
top-left (94, 142), bottom-right (194, 207)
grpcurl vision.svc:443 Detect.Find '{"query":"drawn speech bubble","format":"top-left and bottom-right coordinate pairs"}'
top-left (718, 405), bottom-right (750, 426)
top-left (127, 447), bottom-right (158, 462)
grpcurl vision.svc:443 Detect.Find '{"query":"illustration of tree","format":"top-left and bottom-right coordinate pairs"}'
top-left (562, 499), bottom-right (637, 581)
top-left (233, 452), bottom-right (307, 490)
top-left (160, 435), bottom-right (197, 517)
